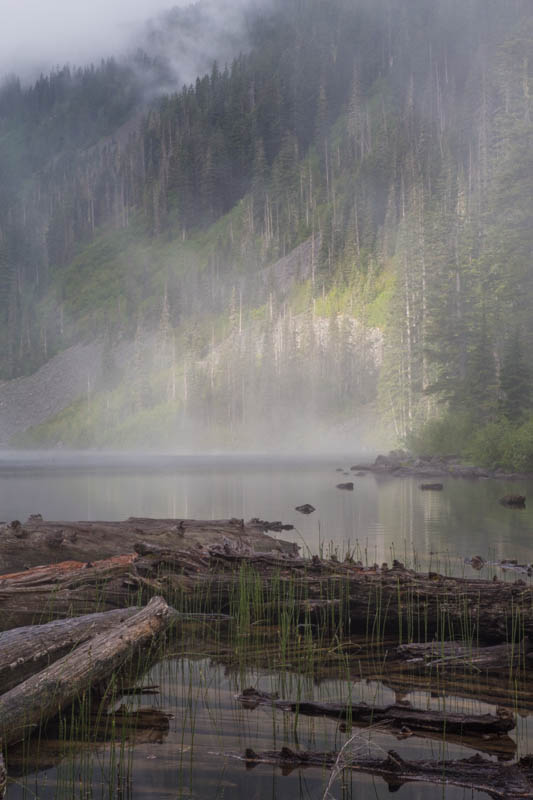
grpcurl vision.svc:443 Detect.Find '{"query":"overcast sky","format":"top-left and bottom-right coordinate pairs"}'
top-left (0, 0), bottom-right (182, 79)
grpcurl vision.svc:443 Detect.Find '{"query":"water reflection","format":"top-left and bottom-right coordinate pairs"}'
top-left (6, 652), bottom-right (495, 800)
top-left (1, 452), bottom-right (533, 570)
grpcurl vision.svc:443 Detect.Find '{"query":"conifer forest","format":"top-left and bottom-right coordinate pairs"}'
top-left (0, 0), bottom-right (530, 460)
top-left (4, 5), bottom-right (533, 800)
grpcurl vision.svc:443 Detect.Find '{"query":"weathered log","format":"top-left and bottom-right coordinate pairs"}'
top-left (0, 516), bottom-right (299, 575)
top-left (237, 688), bottom-right (515, 738)
top-left (419, 483), bottom-right (443, 491)
top-left (194, 636), bottom-right (517, 757)
top-left (0, 596), bottom-right (175, 746)
top-left (397, 638), bottom-right (533, 674)
top-left (0, 555), bottom-right (140, 630)
top-left (3, 520), bottom-right (533, 643)
top-left (0, 607), bottom-right (142, 692)
top-left (233, 748), bottom-right (533, 799)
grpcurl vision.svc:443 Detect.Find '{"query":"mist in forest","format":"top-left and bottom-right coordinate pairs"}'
top-left (0, 0), bottom-right (270, 84)
top-left (0, 0), bottom-right (531, 457)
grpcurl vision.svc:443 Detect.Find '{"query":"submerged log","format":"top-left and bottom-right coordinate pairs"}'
top-left (397, 638), bottom-right (533, 674)
top-left (500, 495), bottom-right (526, 508)
top-left (6, 707), bottom-right (172, 778)
top-left (0, 596), bottom-right (175, 746)
top-left (237, 688), bottom-right (515, 739)
top-left (0, 607), bottom-right (142, 692)
top-left (235, 748), bottom-right (533, 799)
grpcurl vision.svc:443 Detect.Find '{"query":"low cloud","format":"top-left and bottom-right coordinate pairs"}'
top-left (0, 0), bottom-right (267, 83)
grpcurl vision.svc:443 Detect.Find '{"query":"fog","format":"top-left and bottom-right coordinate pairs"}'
top-left (0, 0), bottom-right (266, 83)
top-left (0, 0), bottom-right (526, 456)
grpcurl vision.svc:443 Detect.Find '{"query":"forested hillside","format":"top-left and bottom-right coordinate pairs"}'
top-left (1, 0), bottom-right (532, 455)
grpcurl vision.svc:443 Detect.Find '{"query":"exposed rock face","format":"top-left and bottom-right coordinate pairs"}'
top-left (0, 341), bottom-right (103, 444)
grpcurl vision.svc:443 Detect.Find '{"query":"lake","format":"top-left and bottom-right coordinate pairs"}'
top-left (1, 450), bottom-right (533, 571)
top-left (2, 451), bottom-right (533, 800)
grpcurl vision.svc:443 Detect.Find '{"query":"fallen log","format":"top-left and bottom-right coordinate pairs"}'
top-left (2, 519), bottom-right (533, 643)
top-left (0, 516), bottom-right (298, 575)
top-left (237, 688), bottom-right (515, 739)
top-left (233, 747), bottom-right (533, 799)
top-left (0, 596), bottom-right (175, 746)
top-left (0, 607), bottom-right (144, 693)
top-left (0, 555), bottom-right (141, 630)
top-left (397, 638), bottom-right (533, 674)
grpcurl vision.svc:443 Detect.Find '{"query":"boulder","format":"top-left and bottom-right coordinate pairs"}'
top-left (499, 495), bottom-right (526, 508)
top-left (295, 504), bottom-right (316, 515)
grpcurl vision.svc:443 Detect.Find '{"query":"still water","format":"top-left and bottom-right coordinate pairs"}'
top-left (1, 450), bottom-right (533, 569)
top-left (2, 451), bottom-right (533, 800)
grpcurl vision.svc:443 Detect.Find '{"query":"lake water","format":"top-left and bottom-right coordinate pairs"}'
top-left (1, 450), bottom-right (533, 571)
top-left (2, 451), bottom-right (533, 800)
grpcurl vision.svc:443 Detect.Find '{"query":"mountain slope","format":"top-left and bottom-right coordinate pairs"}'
top-left (1, 0), bottom-right (532, 451)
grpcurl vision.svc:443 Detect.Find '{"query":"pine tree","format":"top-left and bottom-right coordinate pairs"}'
top-left (500, 329), bottom-right (532, 420)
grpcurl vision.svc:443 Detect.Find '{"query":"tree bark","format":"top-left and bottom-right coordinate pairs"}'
top-left (0, 516), bottom-right (297, 576)
top-left (396, 638), bottom-right (532, 674)
top-left (0, 596), bottom-right (175, 746)
top-left (2, 520), bottom-right (533, 644)
top-left (0, 607), bottom-right (141, 693)
top-left (237, 687), bottom-right (515, 738)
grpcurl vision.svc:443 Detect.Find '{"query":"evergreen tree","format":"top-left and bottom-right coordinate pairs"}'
top-left (500, 329), bottom-right (532, 420)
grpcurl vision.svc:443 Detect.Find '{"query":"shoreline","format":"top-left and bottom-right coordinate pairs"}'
top-left (351, 451), bottom-right (533, 482)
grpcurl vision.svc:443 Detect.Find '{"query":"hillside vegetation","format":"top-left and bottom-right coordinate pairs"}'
top-left (2, 0), bottom-right (533, 454)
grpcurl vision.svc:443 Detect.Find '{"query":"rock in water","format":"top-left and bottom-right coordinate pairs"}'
top-left (499, 495), bottom-right (526, 508)
top-left (336, 483), bottom-right (354, 491)
top-left (295, 504), bottom-right (316, 515)
top-left (420, 483), bottom-right (444, 491)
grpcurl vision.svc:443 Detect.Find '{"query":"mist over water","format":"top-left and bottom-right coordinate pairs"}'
top-left (2, 451), bottom-right (533, 572)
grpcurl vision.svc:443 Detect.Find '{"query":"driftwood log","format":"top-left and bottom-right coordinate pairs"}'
top-left (2, 517), bottom-right (533, 643)
top-left (0, 516), bottom-right (296, 575)
top-left (0, 607), bottom-right (142, 692)
top-left (237, 688), bottom-right (515, 741)
top-left (235, 748), bottom-right (533, 799)
top-left (397, 638), bottom-right (533, 674)
top-left (0, 596), bottom-right (175, 746)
